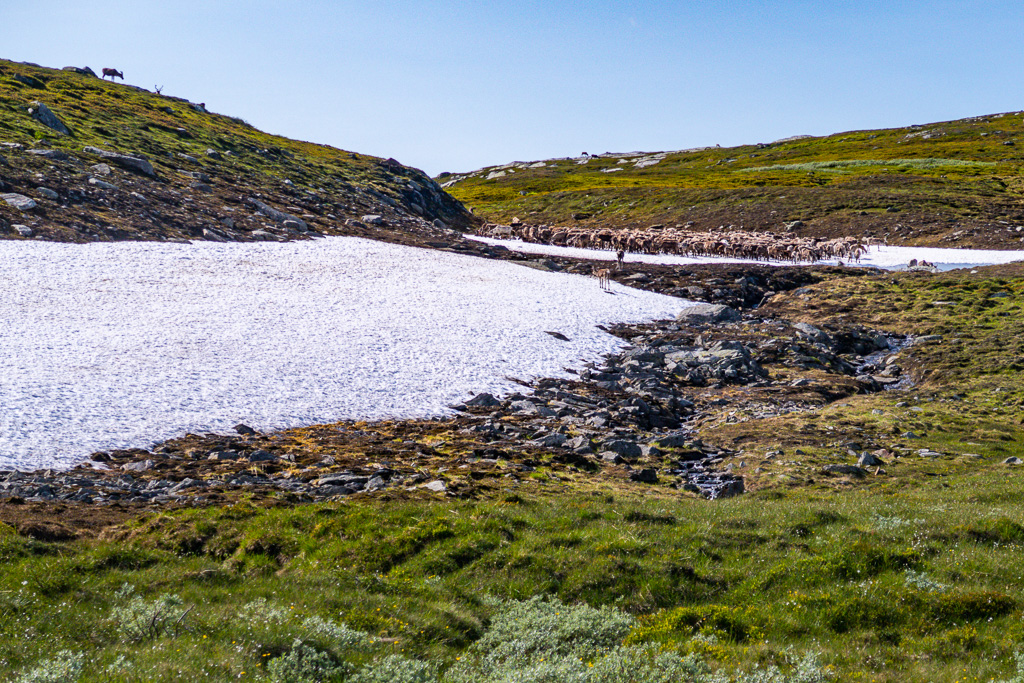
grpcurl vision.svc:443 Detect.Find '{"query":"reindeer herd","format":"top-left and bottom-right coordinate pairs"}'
top-left (480, 223), bottom-right (871, 264)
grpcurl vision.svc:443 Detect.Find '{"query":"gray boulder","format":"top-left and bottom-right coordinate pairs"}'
top-left (1, 193), bottom-right (37, 211)
top-left (28, 102), bottom-right (70, 135)
top-left (88, 177), bottom-right (117, 191)
top-left (207, 451), bottom-right (241, 461)
top-left (466, 392), bottom-right (501, 407)
top-left (822, 464), bottom-right (867, 477)
top-left (676, 303), bottom-right (741, 325)
top-left (62, 66), bottom-right (97, 77)
top-left (629, 468), bottom-right (659, 484)
top-left (83, 146), bottom-right (156, 176)
top-left (794, 322), bottom-right (834, 346)
top-left (28, 148), bottom-right (70, 161)
top-left (122, 460), bottom-right (156, 473)
top-left (532, 433), bottom-right (567, 448)
top-left (565, 435), bottom-right (592, 452)
top-left (653, 432), bottom-right (692, 449)
top-left (36, 187), bottom-right (58, 200)
top-left (245, 197), bottom-right (308, 231)
top-left (247, 450), bottom-right (276, 462)
top-left (362, 215), bottom-right (384, 225)
top-left (13, 225), bottom-right (33, 237)
top-left (857, 452), bottom-right (885, 467)
top-left (600, 439), bottom-right (642, 459)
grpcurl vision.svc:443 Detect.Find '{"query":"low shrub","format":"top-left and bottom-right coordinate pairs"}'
top-left (14, 650), bottom-right (84, 683)
top-left (109, 584), bottom-right (190, 642)
top-left (266, 639), bottom-right (347, 683)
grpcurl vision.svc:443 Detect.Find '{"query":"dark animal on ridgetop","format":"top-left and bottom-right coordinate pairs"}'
top-left (102, 68), bottom-right (123, 81)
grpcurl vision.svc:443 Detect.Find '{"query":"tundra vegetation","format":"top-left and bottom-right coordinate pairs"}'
top-left (443, 114), bottom-right (1024, 249)
top-left (3, 59), bottom-right (1024, 682)
top-left (2, 263), bottom-right (1024, 681)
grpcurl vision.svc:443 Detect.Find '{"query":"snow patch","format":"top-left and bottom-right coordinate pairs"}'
top-left (470, 236), bottom-right (1024, 272)
top-left (0, 237), bottom-right (686, 470)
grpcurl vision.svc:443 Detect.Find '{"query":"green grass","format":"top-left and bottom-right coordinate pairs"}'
top-left (443, 112), bottom-right (1024, 246)
top-left (741, 158), bottom-right (997, 173)
top-left (4, 472), bottom-right (1024, 680)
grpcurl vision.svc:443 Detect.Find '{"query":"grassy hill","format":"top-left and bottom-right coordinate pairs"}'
top-left (0, 59), bottom-right (476, 244)
top-left (442, 113), bottom-right (1024, 249)
top-left (6, 58), bottom-right (1024, 682)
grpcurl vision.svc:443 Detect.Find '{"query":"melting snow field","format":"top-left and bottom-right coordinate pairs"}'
top-left (469, 236), bottom-right (1024, 272)
top-left (0, 237), bottom-right (686, 470)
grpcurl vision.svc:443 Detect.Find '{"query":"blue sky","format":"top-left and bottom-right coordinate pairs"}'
top-left (3, 1), bottom-right (1023, 176)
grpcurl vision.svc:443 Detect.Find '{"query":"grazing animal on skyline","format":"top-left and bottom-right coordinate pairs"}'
top-left (102, 68), bottom-right (123, 81)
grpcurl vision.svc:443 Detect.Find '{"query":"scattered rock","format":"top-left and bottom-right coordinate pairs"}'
top-left (362, 215), bottom-right (384, 226)
top-left (466, 393), bottom-right (501, 407)
top-left (13, 224), bottom-right (33, 237)
top-left (857, 452), bottom-right (885, 467)
top-left (1, 193), bottom-right (37, 211)
top-left (88, 177), bottom-right (117, 191)
top-left (28, 102), bottom-right (70, 135)
top-left (822, 464), bottom-right (867, 477)
top-left (36, 187), bottom-right (58, 200)
top-left (629, 468), bottom-right (659, 483)
top-left (675, 303), bottom-right (741, 325)
top-left (83, 146), bottom-right (155, 176)
top-left (422, 480), bottom-right (447, 492)
top-left (601, 439), bottom-right (642, 459)
top-left (62, 66), bottom-right (97, 77)
top-left (244, 198), bottom-right (308, 231)
top-left (911, 335), bottom-right (943, 346)
top-left (207, 451), bottom-right (241, 461)
top-left (122, 460), bottom-right (156, 473)
top-left (28, 148), bottom-right (70, 161)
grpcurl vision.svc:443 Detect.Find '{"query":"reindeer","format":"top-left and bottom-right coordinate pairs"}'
top-left (616, 249), bottom-right (625, 270)
top-left (102, 68), bottom-right (123, 81)
top-left (594, 266), bottom-right (612, 291)
top-left (154, 85), bottom-right (163, 95)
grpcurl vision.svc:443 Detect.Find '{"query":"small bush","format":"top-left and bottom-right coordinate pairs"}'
top-left (352, 654), bottom-right (436, 683)
top-left (15, 650), bottom-right (84, 683)
top-left (109, 584), bottom-right (189, 642)
top-left (904, 570), bottom-right (948, 593)
top-left (300, 615), bottom-right (371, 652)
top-left (266, 639), bottom-right (347, 683)
top-left (996, 652), bottom-right (1024, 683)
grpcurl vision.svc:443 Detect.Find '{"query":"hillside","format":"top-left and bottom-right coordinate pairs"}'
top-left (0, 59), bottom-right (477, 245)
top-left (442, 112), bottom-right (1024, 249)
